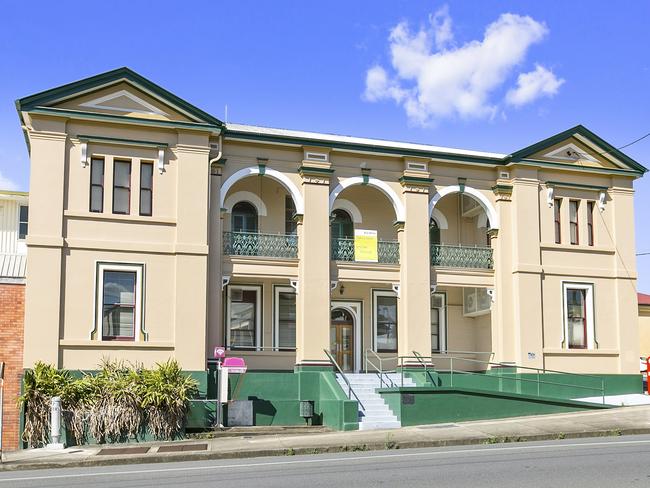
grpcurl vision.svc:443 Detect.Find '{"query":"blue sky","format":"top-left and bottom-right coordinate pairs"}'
top-left (1, 1), bottom-right (649, 290)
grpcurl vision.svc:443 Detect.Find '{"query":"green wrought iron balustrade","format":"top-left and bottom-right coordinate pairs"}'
top-left (223, 231), bottom-right (298, 258)
top-left (331, 237), bottom-right (400, 264)
top-left (430, 244), bottom-right (493, 269)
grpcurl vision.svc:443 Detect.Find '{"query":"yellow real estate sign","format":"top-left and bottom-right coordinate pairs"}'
top-left (354, 229), bottom-right (378, 262)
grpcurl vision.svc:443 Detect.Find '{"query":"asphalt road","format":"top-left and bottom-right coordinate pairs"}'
top-left (2, 435), bottom-right (650, 487)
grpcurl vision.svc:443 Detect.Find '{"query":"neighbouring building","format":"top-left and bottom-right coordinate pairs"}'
top-left (12, 68), bottom-right (647, 433)
top-left (639, 293), bottom-right (650, 360)
top-left (0, 190), bottom-right (28, 450)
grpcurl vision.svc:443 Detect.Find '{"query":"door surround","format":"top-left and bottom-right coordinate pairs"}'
top-left (331, 300), bottom-right (362, 372)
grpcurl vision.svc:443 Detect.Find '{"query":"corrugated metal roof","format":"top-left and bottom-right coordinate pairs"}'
top-left (226, 123), bottom-right (507, 160)
top-left (0, 253), bottom-right (27, 278)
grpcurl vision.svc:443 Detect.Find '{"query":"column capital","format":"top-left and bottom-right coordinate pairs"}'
top-left (299, 165), bottom-right (334, 185)
top-left (492, 183), bottom-right (513, 202)
top-left (399, 175), bottom-right (433, 194)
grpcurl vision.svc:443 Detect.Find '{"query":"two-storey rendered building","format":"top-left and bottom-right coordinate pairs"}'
top-left (14, 68), bottom-right (647, 431)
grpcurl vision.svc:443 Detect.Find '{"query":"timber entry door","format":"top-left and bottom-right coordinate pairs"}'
top-left (330, 308), bottom-right (355, 372)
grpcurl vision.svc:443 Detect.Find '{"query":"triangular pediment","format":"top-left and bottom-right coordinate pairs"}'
top-left (509, 125), bottom-right (647, 174)
top-left (16, 67), bottom-right (223, 128)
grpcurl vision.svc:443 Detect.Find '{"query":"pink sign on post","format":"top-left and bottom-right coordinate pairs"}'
top-left (213, 346), bottom-right (226, 359)
top-left (222, 357), bottom-right (247, 374)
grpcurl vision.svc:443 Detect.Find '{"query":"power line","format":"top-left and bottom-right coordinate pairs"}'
top-left (637, 252), bottom-right (650, 256)
top-left (618, 132), bottom-right (650, 150)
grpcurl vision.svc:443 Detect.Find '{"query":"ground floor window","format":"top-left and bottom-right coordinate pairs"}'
top-left (431, 292), bottom-right (446, 352)
top-left (97, 263), bottom-right (143, 341)
top-left (274, 286), bottom-right (296, 350)
top-left (563, 282), bottom-right (594, 349)
top-left (227, 285), bottom-right (261, 349)
top-left (373, 290), bottom-right (397, 352)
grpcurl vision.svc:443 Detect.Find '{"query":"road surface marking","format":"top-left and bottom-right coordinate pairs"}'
top-left (2, 438), bottom-right (650, 483)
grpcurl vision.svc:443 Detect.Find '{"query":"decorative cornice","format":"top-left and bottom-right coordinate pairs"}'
top-left (545, 180), bottom-right (609, 191)
top-left (393, 221), bottom-right (405, 231)
top-left (399, 175), bottom-right (433, 194)
top-left (76, 134), bottom-right (168, 148)
top-left (28, 130), bottom-right (67, 142)
top-left (492, 184), bottom-right (513, 202)
top-left (298, 165), bottom-right (334, 185)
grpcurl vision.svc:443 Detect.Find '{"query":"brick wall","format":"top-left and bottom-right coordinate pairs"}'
top-left (0, 282), bottom-right (25, 451)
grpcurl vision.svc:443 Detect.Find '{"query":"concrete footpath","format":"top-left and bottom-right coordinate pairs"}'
top-left (3, 405), bottom-right (650, 472)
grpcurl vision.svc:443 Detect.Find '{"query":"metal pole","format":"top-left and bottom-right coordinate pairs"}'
top-left (47, 396), bottom-right (64, 449)
top-left (216, 359), bottom-right (222, 428)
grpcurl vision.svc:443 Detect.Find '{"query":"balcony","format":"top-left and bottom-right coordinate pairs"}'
top-left (331, 237), bottom-right (400, 264)
top-left (430, 244), bottom-right (493, 269)
top-left (223, 231), bottom-right (298, 259)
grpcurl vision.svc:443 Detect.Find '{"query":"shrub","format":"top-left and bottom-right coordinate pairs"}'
top-left (19, 359), bottom-right (198, 447)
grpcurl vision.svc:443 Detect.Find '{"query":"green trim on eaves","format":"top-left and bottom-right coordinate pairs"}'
top-left (225, 131), bottom-right (505, 166)
top-left (16, 67), bottom-right (224, 128)
top-left (545, 180), bottom-right (609, 191)
top-left (509, 157), bottom-right (642, 177)
top-left (77, 134), bottom-right (168, 148)
top-left (26, 107), bottom-right (223, 134)
top-left (297, 165), bottom-right (335, 174)
top-left (399, 175), bottom-right (434, 185)
top-left (507, 124), bottom-right (647, 174)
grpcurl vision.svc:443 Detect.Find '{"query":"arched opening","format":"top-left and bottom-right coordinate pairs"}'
top-left (330, 307), bottom-right (355, 372)
top-left (220, 168), bottom-right (301, 258)
top-left (430, 219), bottom-right (441, 246)
top-left (429, 192), bottom-right (494, 269)
top-left (331, 209), bottom-right (354, 239)
top-left (329, 181), bottom-right (401, 264)
top-left (232, 201), bottom-right (258, 233)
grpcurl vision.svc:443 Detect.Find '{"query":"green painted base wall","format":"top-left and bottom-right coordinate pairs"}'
top-left (380, 387), bottom-right (612, 427)
top-left (405, 371), bottom-right (642, 399)
top-left (193, 369), bottom-right (359, 431)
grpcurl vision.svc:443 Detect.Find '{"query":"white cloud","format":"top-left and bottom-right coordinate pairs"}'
top-left (430, 5), bottom-right (454, 50)
top-left (0, 171), bottom-right (18, 191)
top-left (363, 7), bottom-right (562, 125)
top-left (506, 64), bottom-right (565, 107)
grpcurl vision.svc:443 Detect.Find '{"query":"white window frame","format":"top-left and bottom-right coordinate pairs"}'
top-left (95, 262), bottom-right (144, 342)
top-left (226, 284), bottom-right (262, 351)
top-left (562, 282), bottom-right (595, 349)
top-left (431, 292), bottom-right (447, 352)
top-left (17, 204), bottom-right (28, 241)
top-left (273, 285), bottom-right (296, 350)
top-left (372, 289), bottom-right (398, 352)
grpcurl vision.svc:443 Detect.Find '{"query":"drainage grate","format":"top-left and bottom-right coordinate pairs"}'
top-left (158, 444), bottom-right (208, 453)
top-left (97, 446), bottom-right (150, 455)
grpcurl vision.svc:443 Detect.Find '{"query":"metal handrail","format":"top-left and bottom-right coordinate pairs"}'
top-left (436, 355), bottom-right (606, 404)
top-left (362, 350), bottom-right (605, 404)
top-left (324, 349), bottom-right (365, 411)
top-left (222, 346), bottom-right (297, 352)
top-left (364, 349), bottom-right (397, 388)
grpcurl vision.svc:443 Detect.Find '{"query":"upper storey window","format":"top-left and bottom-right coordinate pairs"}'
top-left (139, 162), bottom-right (153, 216)
top-left (90, 158), bottom-right (104, 213)
top-left (112, 160), bottom-right (131, 214)
top-left (554, 198), bottom-right (562, 244)
top-left (18, 205), bottom-right (28, 240)
top-left (232, 201), bottom-right (258, 233)
top-left (569, 200), bottom-right (579, 245)
top-left (331, 209), bottom-right (353, 239)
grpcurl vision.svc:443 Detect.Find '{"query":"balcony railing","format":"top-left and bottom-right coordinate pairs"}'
top-left (331, 237), bottom-right (400, 264)
top-left (223, 231), bottom-right (298, 258)
top-left (430, 244), bottom-right (493, 269)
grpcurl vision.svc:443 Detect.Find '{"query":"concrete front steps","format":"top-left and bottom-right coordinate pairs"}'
top-left (336, 372), bottom-right (416, 430)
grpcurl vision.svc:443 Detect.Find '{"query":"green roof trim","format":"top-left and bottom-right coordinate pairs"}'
top-left (0, 190), bottom-right (28, 197)
top-left (297, 165), bottom-right (335, 174)
top-left (226, 130), bottom-right (505, 166)
top-left (399, 175), bottom-right (434, 185)
top-left (507, 124), bottom-right (647, 174)
top-left (77, 134), bottom-right (168, 148)
top-left (28, 107), bottom-right (222, 133)
top-left (509, 158), bottom-right (641, 177)
top-left (16, 67), bottom-right (224, 127)
top-left (545, 181), bottom-right (609, 191)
